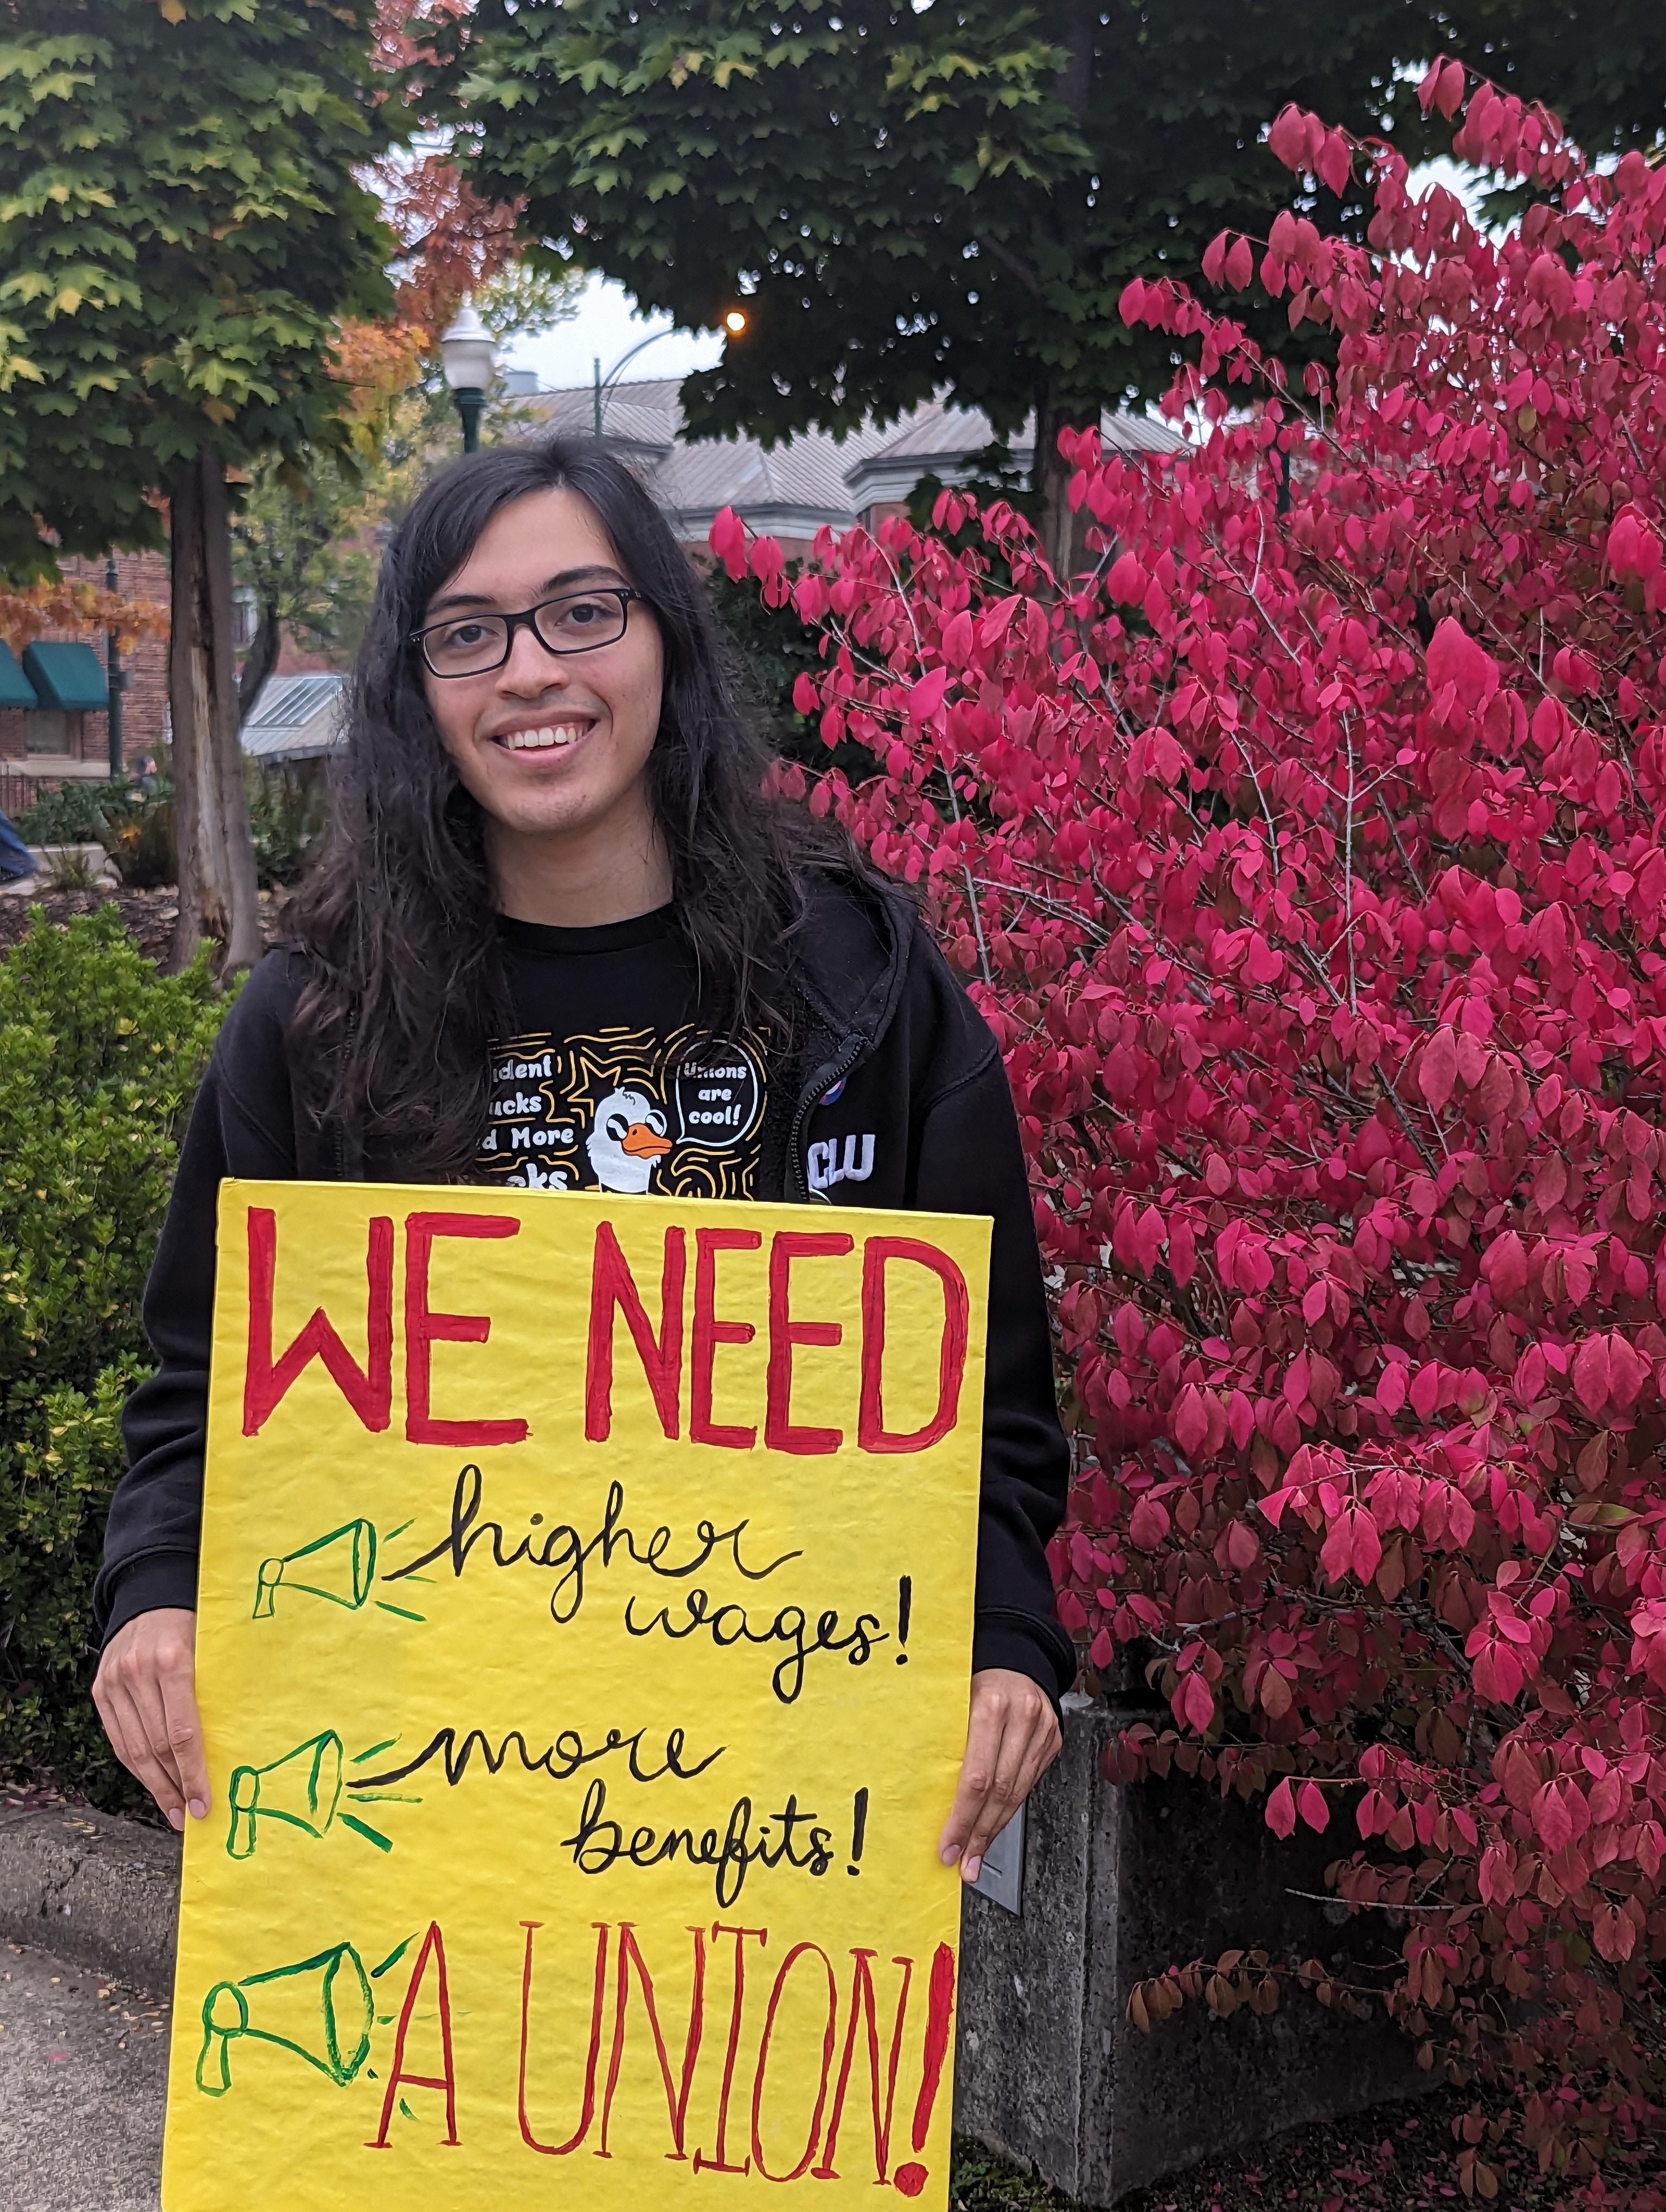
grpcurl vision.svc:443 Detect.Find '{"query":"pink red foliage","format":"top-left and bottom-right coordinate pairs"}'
top-left (370, 0), bottom-right (521, 343)
top-left (715, 62), bottom-right (1666, 2195)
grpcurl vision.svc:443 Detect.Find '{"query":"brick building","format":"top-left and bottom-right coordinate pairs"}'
top-left (0, 549), bottom-right (171, 809)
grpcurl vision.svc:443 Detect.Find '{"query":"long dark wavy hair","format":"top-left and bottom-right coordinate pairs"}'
top-left (286, 436), bottom-right (852, 1176)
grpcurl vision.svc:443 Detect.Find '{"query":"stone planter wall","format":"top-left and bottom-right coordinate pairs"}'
top-left (0, 1801), bottom-right (180, 1992)
top-left (954, 1699), bottom-right (1430, 2204)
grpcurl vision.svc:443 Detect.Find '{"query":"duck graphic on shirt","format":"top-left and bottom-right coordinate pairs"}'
top-left (479, 1026), bottom-right (764, 1197)
top-left (585, 1086), bottom-right (674, 1193)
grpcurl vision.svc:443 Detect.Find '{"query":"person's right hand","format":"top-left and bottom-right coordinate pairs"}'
top-left (92, 1607), bottom-right (209, 1832)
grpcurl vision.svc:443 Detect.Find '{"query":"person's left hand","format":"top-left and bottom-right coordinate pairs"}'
top-left (937, 1667), bottom-right (1061, 1883)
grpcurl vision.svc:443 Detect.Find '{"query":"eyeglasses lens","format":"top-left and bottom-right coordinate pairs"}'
top-left (424, 616), bottom-right (510, 677)
top-left (421, 591), bottom-right (628, 676)
top-left (532, 594), bottom-right (628, 653)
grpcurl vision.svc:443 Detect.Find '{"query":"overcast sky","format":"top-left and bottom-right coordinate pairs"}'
top-left (499, 271), bottom-right (723, 394)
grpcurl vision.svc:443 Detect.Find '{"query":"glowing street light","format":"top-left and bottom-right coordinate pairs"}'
top-left (592, 307), bottom-right (753, 438)
top-left (440, 300), bottom-right (496, 454)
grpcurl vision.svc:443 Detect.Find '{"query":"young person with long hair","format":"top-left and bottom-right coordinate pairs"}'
top-left (92, 439), bottom-right (1074, 1887)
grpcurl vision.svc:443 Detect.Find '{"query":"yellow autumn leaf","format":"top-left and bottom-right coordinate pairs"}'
top-left (158, 0), bottom-right (187, 20)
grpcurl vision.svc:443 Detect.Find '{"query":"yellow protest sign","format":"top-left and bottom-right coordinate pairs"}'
top-left (161, 1180), bottom-right (989, 2212)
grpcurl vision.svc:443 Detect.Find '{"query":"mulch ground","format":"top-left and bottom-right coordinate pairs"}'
top-left (0, 884), bottom-right (288, 966)
top-left (0, 884), bottom-right (185, 964)
top-left (952, 2084), bottom-right (1662, 2211)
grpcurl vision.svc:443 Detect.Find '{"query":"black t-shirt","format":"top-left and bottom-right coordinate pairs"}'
top-left (477, 908), bottom-right (767, 1197)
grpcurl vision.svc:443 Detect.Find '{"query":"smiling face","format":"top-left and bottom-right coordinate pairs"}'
top-left (419, 485), bottom-right (669, 921)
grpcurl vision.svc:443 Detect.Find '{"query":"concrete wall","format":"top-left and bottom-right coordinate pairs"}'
top-left (954, 1700), bottom-right (1428, 2203)
top-left (0, 1803), bottom-right (180, 1995)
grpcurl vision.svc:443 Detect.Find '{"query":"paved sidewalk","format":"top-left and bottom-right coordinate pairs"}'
top-left (0, 1939), bottom-right (167, 2211)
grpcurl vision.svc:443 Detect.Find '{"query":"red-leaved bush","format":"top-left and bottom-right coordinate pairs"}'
top-left (714, 59), bottom-right (1666, 2196)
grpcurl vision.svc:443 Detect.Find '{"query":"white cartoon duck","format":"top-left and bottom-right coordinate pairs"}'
top-left (586, 1088), bottom-right (673, 1193)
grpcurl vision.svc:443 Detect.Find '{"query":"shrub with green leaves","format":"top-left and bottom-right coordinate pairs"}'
top-left (0, 910), bottom-right (227, 1804)
top-left (12, 777), bottom-right (178, 891)
top-left (246, 763), bottom-right (328, 890)
top-left (12, 779), bottom-right (138, 846)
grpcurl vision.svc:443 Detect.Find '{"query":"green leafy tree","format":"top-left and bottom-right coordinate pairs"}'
top-left (431, 0), bottom-right (1454, 557)
top-left (226, 240), bottom-right (582, 717)
top-left (0, 2), bottom-right (398, 969)
top-left (232, 453), bottom-right (381, 716)
top-left (433, 0), bottom-right (1665, 561)
top-left (1431, 0), bottom-right (1665, 156)
top-left (475, 256), bottom-right (584, 350)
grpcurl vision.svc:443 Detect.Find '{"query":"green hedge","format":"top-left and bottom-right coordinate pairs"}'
top-left (12, 779), bottom-right (143, 846)
top-left (12, 777), bottom-right (177, 890)
top-left (0, 909), bottom-right (228, 1805)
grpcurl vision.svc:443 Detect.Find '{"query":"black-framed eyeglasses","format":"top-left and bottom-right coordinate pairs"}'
top-left (412, 586), bottom-right (645, 679)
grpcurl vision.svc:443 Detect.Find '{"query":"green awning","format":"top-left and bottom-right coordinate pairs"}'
top-left (23, 641), bottom-right (107, 710)
top-left (0, 642), bottom-right (37, 710)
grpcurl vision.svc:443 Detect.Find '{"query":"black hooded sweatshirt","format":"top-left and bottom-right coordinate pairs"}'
top-left (95, 871), bottom-right (1077, 1702)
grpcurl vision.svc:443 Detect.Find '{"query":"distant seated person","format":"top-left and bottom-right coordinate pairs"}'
top-left (0, 807), bottom-right (36, 887)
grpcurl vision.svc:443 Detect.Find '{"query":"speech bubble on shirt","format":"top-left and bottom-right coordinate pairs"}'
top-left (670, 1039), bottom-right (761, 1150)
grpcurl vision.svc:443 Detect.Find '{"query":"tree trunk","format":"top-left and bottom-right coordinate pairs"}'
top-left (1034, 383), bottom-right (1090, 582)
top-left (236, 600), bottom-right (283, 725)
top-left (169, 446), bottom-right (263, 976)
top-left (1033, 0), bottom-right (1097, 583)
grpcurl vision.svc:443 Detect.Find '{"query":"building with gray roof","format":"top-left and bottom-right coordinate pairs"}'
top-left (524, 380), bottom-right (1180, 555)
top-left (239, 672), bottom-right (346, 762)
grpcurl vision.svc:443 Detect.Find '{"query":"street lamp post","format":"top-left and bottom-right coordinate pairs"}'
top-left (440, 301), bottom-right (497, 453)
top-left (592, 329), bottom-right (676, 441)
top-left (591, 310), bottom-right (748, 441)
top-left (104, 552), bottom-right (124, 777)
